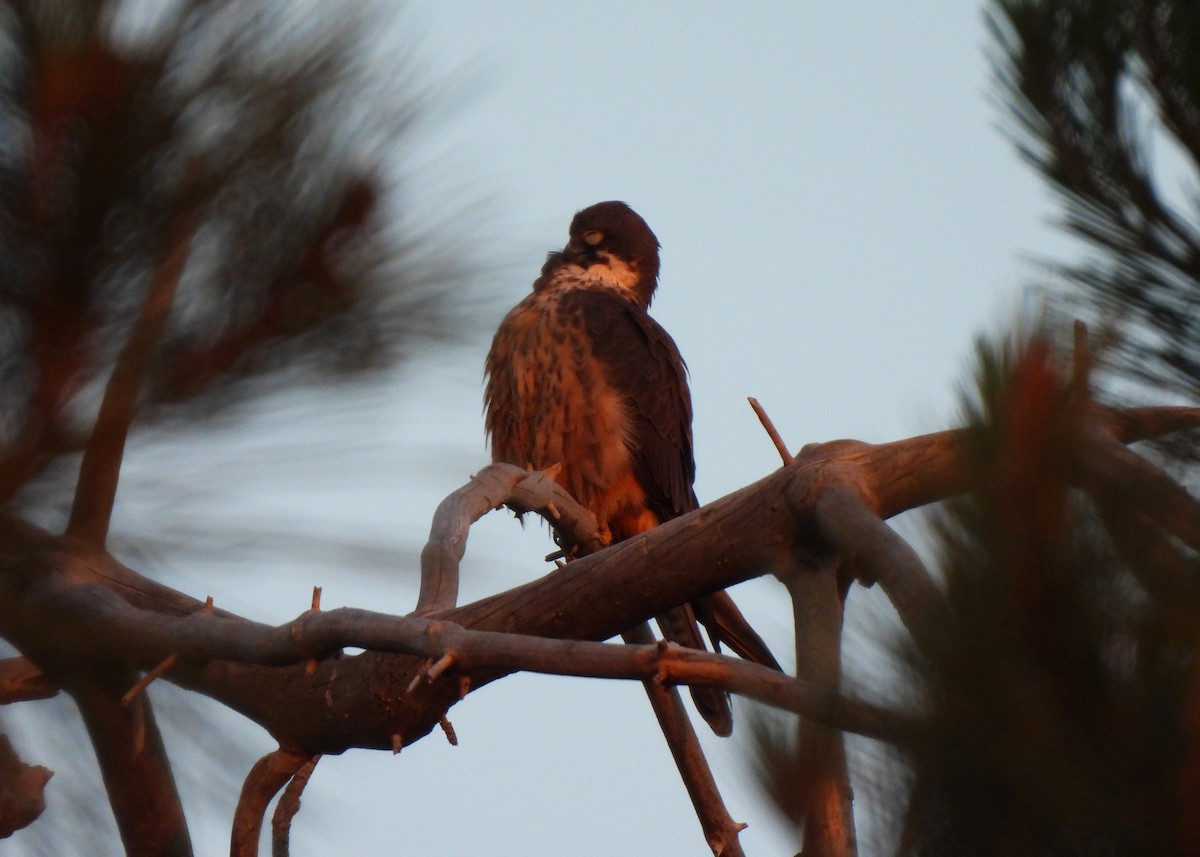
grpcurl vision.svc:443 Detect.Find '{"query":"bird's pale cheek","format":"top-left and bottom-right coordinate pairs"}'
top-left (584, 254), bottom-right (640, 295)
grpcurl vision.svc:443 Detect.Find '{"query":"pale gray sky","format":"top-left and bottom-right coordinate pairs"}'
top-left (263, 4), bottom-right (1070, 855)
top-left (12, 3), bottom-right (1084, 855)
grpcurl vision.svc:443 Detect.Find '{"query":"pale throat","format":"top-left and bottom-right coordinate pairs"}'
top-left (560, 251), bottom-right (642, 297)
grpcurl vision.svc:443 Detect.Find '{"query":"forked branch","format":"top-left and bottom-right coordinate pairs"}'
top-left (231, 748), bottom-right (313, 857)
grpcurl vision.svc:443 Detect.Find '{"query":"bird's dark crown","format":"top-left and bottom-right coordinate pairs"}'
top-left (537, 201), bottom-right (661, 307)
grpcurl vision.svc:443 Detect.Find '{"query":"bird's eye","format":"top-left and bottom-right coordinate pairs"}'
top-left (582, 229), bottom-right (604, 246)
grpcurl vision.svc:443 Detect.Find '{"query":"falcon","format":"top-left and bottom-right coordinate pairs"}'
top-left (484, 201), bottom-right (779, 736)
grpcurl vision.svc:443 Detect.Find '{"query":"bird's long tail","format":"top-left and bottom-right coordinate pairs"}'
top-left (655, 604), bottom-right (734, 737)
top-left (696, 590), bottom-right (782, 671)
top-left (656, 591), bottom-right (782, 737)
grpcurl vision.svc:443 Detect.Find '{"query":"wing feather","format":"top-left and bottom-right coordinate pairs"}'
top-left (567, 289), bottom-right (697, 522)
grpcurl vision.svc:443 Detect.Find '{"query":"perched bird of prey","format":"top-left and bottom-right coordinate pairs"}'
top-left (484, 200), bottom-right (779, 736)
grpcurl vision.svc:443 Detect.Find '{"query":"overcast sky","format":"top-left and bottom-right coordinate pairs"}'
top-left (287, 4), bottom-right (1072, 855)
top-left (11, 3), bottom-right (1087, 855)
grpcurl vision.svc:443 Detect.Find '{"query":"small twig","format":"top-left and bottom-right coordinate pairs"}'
top-left (231, 748), bottom-right (312, 857)
top-left (405, 664), bottom-right (429, 694)
top-left (270, 755), bottom-right (321, 857)
top-left (121, 653), bottom-right (178, 708)
top-left (439, 715), bottom-right (458, 746)
top-left (748, 396), bottom-right (795, 465)
top-left (130, 695), bottom-right (146, 757)
top-left (426, 654), bottom-right (456, 682)
top-left (390, 733), bottom-right (403, 755)
top-left (306, 587), bottom-right (322, 675)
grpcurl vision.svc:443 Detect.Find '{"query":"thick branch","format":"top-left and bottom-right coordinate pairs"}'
top-left (789, 562), bottom-right (856, 857)
top-left (0, 405), bottom-right (1191, 759)
top-left (0, 735), bottom-right (52, 837)
top-left (0, 658), bottom-right (57, 704)
top-left (69, 671), bottom-right (191, 857)
top-left (814, 485), bottom-right (945, 636)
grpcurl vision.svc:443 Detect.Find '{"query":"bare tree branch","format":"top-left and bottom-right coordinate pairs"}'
top-left (271, 755), bottom-right (321, 857)
top-left (620, 623), bottom-right (748, 857)
top-left (788, 561), bottom-right (858, 857)
top-left (69, 671), bottom-right (191, 857)
top-left (815, 485), bottom-right (946, 635)
top-left (0, 658), bottom-right (58, 704)
top-left (0, 403), bottom-right (1190, 809)
top-left (231, 748), bottom-right (312, 857)
top-left (417, 463), bottom-right (602, 614)
top-left (0, 735), bottom-right (52, 838)
top-left (1077, 426), bottom-right (1200, 551)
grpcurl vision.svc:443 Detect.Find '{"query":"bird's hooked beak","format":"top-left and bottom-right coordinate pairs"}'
top-left (561, 238), bottom-right (590, 268)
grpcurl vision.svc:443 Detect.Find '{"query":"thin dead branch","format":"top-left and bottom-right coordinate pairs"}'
top-left (749, 396), bottom-right (796, 465)
top-left (622, 622), bottom-right (747, 857)
top-left (232, 748), bottom-right (313, 857)
top-left (120, 653), bottom-right (178, 708)
top-left (270, 755), bottom-right (321, 857)
top-left (12, 577), bottom-right (900, 739)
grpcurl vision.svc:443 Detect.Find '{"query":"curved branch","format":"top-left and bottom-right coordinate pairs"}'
top-left (271, 755), bottom-right (321, 857)
top-left (814, 484), bottom-right (946, 636)
top-left (1104, 405), bottom-right (1200, 444)
top-left (417, 463), bottom-right (601, 614)
top-left (1077, 426), bottom-right (1200, 551)
top-left (231, 748), bottom-right (312, 857)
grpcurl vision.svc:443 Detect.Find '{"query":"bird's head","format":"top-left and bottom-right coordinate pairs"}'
top-left (539, 201), bottom-right (661, 307)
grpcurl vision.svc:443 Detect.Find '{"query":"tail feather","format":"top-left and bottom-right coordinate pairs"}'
top-left (696, 590), bottom-right (782, 672)
top-left (655, 604), bottom-right (733, 737)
